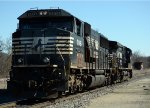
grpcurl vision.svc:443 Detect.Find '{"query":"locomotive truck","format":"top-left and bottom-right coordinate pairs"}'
top-left (7, 9), bottom-right (132, 98)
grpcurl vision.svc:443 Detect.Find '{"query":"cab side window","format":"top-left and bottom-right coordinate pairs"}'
top-left (75, 19), bottom-right (82, 36)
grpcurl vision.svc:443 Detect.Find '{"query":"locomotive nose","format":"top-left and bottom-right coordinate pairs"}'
top-left (12, 28), bottom-right (73, 66)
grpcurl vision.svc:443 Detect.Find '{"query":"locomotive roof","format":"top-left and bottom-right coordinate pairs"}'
top-left (125, 47), bottom-right (132, 54)
top-left (109, 41), bottom-right (124, 49)
top-left (99, 33), bottom-right (108, 40)
top-left (109, 41), bottom-right (123, 47)
top-left (18, 9), bottom-right (74, 20)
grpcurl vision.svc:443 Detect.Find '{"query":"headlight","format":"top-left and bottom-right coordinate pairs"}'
top-left (18, 58), bottom-right (23, 63)
top-left (43, 57), bottom-right (50, 63)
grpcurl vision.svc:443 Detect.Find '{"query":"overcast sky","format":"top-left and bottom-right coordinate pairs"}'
top-left (0, 0), bottom-right (150, 56)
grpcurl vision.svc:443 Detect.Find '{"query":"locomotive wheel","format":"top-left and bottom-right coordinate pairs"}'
top-left (117, 73), bottom-right (121, 83)
top-left (69, 86), bottom-right (75, 94)
top-left (78, 82), bottom-right (84, 92)
top-left (105, 77), bottom-right (108, 86)
top-left (58, 91), bottom-right (67, 97)
top-left (120, 72), bottom-right (124, 82)
top-left (63, 91), bottom-right (67, 95)
top-left (109, 76), bottom-right (112, 85)
top-left (119, 73), bottom-right (124, 82)
top-left (106, 75), bottom-right (112, 85)
top-left (129, 71), bottom-right (132, 78)
top-left (111, 74), bottom-right (116, 84)
top-left (125, 75), bottom-right (129, 81)
top-left (128, 72), bottom-right (131, 80)
top-left (125, 72), bottom-right (130, 81)
top-left (58, 91), bottom-right (63, 97)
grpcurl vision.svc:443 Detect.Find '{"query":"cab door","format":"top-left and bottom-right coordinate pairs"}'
top-left (74, 18), bottom-right (84, 68)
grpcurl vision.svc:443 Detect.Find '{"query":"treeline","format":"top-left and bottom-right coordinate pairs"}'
top-left (132, 51), bottom-right (150, 69)
top-left (0, 37), bottom-right (12, 78)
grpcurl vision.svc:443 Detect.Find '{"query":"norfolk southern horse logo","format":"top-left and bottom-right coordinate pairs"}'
top-left (32, 38), bottom-right (44, 52)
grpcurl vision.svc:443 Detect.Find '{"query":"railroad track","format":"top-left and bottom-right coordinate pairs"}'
top-left (0, 82), bottom-right (135, 108)
top-left (0, 82), bottom-right (126, 108)
top-left (0, 71), bottom-right (150, 108)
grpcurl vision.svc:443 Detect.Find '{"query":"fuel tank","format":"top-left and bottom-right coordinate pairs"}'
top-left (86, 75), bottom-right (106, 88)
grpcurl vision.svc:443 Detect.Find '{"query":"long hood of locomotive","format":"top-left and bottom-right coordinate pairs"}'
top-left (12, 29), bottom-right (74, 66)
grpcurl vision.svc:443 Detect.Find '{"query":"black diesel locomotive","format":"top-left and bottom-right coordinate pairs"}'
top-left (7, 9), bottom-right (132, 97)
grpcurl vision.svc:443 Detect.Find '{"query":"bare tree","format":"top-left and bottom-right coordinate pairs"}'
top-left (0, 37), bottom-right (4, 52)
top-left (0, 36), bottom-right (12, 78)
top-left (132, 50), bottom-right (149, 69)
top-left (3, 36), bottom-right (12, 54)
top-left (0, 37), bottom-right (5, 77)
top-left (131, 51), bottom-right (142, 62)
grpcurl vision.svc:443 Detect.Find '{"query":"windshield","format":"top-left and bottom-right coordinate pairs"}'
top-left (19, 18), bottom-right (73, 31)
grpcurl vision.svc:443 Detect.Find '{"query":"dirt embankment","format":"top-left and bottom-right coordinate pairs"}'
top-left (87, 69), bottom-right (150, 108)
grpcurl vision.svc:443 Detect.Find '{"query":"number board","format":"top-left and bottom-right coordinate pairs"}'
top-left (27, 10), bottom-right (61, 17)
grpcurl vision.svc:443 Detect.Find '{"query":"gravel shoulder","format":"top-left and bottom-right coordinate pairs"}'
top-left (87, 70), bottom-right (150, 108)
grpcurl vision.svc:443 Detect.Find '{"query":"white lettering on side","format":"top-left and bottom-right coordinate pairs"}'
top-left (77, 39), bottom-right (82, 47)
